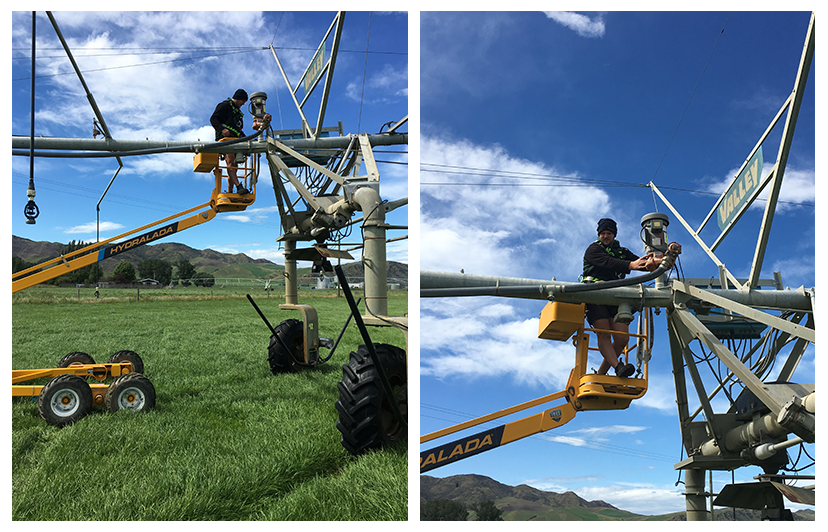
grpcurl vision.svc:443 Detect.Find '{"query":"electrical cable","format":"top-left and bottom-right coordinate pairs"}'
top-left (12, 48), bottom-right (262, 82)
top-left (650, 12), bottom-right (731, 184)
top-left (268, 12), bottom-right (285, 48)
top-left (421, 164), bottom-right (814, 208)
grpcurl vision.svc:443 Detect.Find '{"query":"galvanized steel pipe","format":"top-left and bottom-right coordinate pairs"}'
top-left (11, 132), bottom-right (407, 156)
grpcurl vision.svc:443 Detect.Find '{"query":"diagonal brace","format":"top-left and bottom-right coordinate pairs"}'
top-left (673, 281), bottom-right (814, 343)
top-left (672, 308), bottom-right (786, 417)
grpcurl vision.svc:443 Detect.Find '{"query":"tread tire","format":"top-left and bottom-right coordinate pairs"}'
top-left (57, 351), bottom-right (95, 367)
top-left (335, 343), bottom-right (407, 455)
top-left (107, 350), bottom-right (144, 375)
top-left (267, 319), bottom-right (304, 374)
top-left (105, 373), bottom-right (156, 413)
top-left (38, 374), bottom-right (93, 427)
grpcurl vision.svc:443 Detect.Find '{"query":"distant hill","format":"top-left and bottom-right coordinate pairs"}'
top-left (12, 235), bottom-right (407, 283)
top-left (12, 235), bottom-right (283, 278)
top-left (420, 474), bottom-right (815, 521)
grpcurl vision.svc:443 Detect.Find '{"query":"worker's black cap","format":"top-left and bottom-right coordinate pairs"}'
top-left (233, 89), bottom-right (248, 101)
top-left (597, 218), bottom-right (617, 235)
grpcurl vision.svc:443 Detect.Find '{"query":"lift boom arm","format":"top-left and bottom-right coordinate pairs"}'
top-left (12, 202), bottom-right (217, 293)
top-left (420, 390), bottom-right (578, 473)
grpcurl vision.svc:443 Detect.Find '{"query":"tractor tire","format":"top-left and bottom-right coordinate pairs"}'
top-left (335, 343), bottom-right (407, 455)
top-left (38, 374), bottom-right (93, 427)
top-left (57, 351), bottom-right (95, 367)
top-left (106, 373), bottom-right (156, 413)
top-left (267, 319), bottom-right (304, 374)
top-left (107, 350), bottom-right (144, 374)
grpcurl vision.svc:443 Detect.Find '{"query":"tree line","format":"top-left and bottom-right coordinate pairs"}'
top-left (421, 499), bottom-right (504, 521)
top-left (12, 240), bottom-right (215, 287)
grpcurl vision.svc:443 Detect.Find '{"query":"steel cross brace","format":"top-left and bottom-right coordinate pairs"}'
top-left (673, 281), bottom-right (814, 344)
top-left (671, 308), bottom-right (787, 418)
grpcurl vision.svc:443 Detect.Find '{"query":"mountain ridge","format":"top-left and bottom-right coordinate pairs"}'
top-left (12, 235), bottom-right (407, 282)
top-left (420, 474), bottom-right (815, 521)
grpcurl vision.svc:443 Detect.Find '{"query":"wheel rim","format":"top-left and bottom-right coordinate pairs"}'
top-left (117, 386), bottom-right (147, 410)
top-left (51, 389), bottom-right (81, 418)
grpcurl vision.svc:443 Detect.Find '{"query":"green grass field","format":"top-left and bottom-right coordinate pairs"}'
top-left (11, 286), bottom-right (408, 520)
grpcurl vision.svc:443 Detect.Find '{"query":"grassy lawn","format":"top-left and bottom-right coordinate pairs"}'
top-left (11, 286), bottom-right (408, 520)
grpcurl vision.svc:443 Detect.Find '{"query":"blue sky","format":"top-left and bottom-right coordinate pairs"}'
top-left (11, 11), bottom-right (408, 266)
top-left (419, 11), bottom-right (815, 516)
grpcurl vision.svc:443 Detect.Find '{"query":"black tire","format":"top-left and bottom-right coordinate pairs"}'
top-left (335, 343), bottom-right (407, 455)
top-left (38, 374), bottom-right (93, 427)
top-left (105, 373), bottom-right (156, 413)
top-left (57, 351), bottom-right (95, 367)
top-left (107, 350), bottom-right (144, 375)
top-left (267, 319), bottom-right (304, 374)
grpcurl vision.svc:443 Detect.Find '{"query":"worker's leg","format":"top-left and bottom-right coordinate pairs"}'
top-left (593, 318), bottom-right (619, 375)
top-left (612, 321), bottom-right (630, 364)
top-left (226, 153), bottom-right (239, 191)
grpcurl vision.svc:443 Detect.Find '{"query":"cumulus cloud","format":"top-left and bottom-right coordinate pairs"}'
top-left (575, 484), bottom-right (685, 515)
top-left (569, 425), bottom-right (647, 436)
top-left (223, 206), bottom-right (279, 225)
top-left (421, 134), bottom-right (614, 281)
top-left (544, 12), bottom-right (606, 38)
top-left (420, 297), bottom-right (576, 388)
top-left (238, 247), bottom-right (286, 263)
top-left (420, 134), bottom-right (665, 387)
top-left (346, 63), bottom-right (408, 104)
top-left (63, 221), bottom-right (125, 235)
top-left (704, 160), bottom-right (815, 214)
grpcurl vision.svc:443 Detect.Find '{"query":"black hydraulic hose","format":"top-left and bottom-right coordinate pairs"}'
top-left (562, 260), bottom-right (673, 293)
top-left (12, 130), bottom-right (264, 159)
top-left (321, 297), bottom-right (362, 363)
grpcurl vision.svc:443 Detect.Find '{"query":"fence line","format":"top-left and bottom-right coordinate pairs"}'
top-left (170, 277), bottom-right (408, 289)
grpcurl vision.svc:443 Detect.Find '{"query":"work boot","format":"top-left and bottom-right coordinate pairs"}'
top-left (615, 362), bottom-right (634, 378)
top-left (237, 185), bottom-right (249, 195)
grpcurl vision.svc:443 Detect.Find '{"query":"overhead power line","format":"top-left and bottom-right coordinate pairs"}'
top-left (420, 162), bottom-right (814, 208)
top-left (12, 48), bottom-right (260, 82)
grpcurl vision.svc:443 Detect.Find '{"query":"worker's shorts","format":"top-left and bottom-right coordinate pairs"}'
top-left (585, 303), bottom-right (618, 327)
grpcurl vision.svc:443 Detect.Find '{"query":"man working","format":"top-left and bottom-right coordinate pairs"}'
top-left (210, 89), bottom-right (249, 194)
top-left (582, 218), bottom-right (662, 378)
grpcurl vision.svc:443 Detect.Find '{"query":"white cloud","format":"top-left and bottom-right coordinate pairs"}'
top-left (547, 435), bottom-right (588, 447)
top-left (14, 11), bottom-right (315, 178)
top-left (575, 484), bottom-right (685, 515)
top-left (63, 221), bottom-right (125, 235)
top-left (544, 12), bottom-right (606, 38)
top-left (568, 425), bottom-right (647, 436)
top-left (705, 161), bottom-right (815, 214)
top-left (421, 134), bottom-right (614, 281)
top-left (222, 206), bottom-right (279, 225)
top-left (346, 63), bottom-right (408, 104)
top-left (420, 297), bottom-right (576, 388)
top-left (420, 215), bottom-right (515, 275)
top-left (631, 375), bottom-right (681, 413)
top-left (242, 247), bottom-right (286, 263)
top-left (522, 475), bottom-right (686, 515)
top-left (420, 134), bottom-right (665, 387)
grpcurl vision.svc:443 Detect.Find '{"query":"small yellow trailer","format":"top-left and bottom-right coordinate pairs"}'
top-left (12, 350), bottom-right (155, 427)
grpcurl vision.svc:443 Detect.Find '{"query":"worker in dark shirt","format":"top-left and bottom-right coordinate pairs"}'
top-left (210, 89), bottom-right (248, 194)
top-left (582, 218), bottom-right (660, 377)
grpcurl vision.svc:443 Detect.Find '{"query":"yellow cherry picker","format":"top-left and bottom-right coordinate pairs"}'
top-left (14, 12), bottom-right (408, 452)
top-left (12, 126), bottom-right (265, 426)
top-left (420, 233), bottom-right (680, 472)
